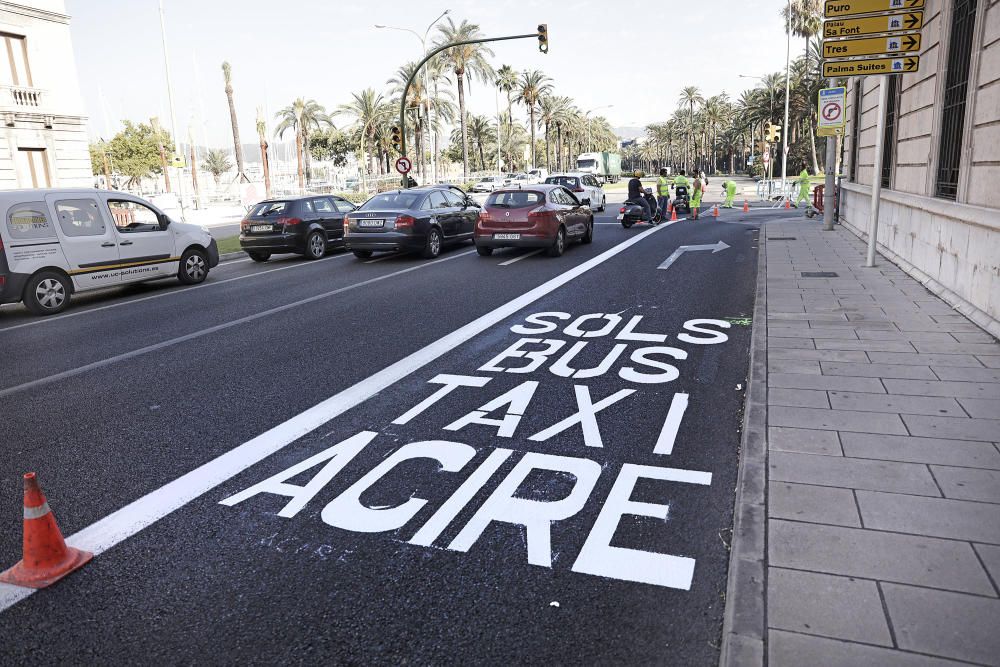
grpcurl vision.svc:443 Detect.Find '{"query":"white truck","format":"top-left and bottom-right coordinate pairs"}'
top-left (576, 152), bottom-right (622, 183)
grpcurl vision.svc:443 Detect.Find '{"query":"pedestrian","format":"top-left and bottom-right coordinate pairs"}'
top-left (691, 173), bottom-right (703, 219)
top-left (795, 168), bottom-right (810, 208)
top-left (656, 168), bottom-right (671, 220)
top-left (722, 179), bottom-right (738, 208)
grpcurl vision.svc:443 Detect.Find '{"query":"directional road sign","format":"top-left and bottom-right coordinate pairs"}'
top-left (823, 32), bottom-right (920, 58)
top-left (823, 11), bottom-right (922, 38)
top-left (395, 156), bottom-right (412, 175)
top-left (824, 0), bottom-right (924, 19)
top-left (817, 87), bottom-right (846, 137)
top-left (823, 55), bottom-right (919, 77)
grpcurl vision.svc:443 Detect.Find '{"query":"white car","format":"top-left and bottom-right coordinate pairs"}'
top-left (470, 176), bottom-right (506, 193)
top-left (0, 188), bottom-right (219, 315)
top-left (527, 168), bottom-right (548, 183)
top-left (544, 173), bottom-right (606, 211)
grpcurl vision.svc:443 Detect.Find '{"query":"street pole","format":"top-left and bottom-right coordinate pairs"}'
top-left (866, 76), bottom-right (888, 267)
top-left (822, 77), bottom-right (839, 232)
top-left (495, 84), bottom-right (502, 174)
top-left (158, 0), bottom-right (186, 220)
top-left (780, 0), bottom-right (791, 200)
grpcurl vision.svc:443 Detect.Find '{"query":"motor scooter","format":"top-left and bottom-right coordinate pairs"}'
top-left (673, 185), bottom-right (692, 214)
top-left (618, 187), bottom-right (661, 228)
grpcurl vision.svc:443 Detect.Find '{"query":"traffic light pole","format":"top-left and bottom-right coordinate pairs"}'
top-left (398, 30), bottom-right (542, 187)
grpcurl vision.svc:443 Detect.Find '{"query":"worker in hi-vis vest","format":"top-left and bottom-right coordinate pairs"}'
top-left (722, 180), bottom-right (738, 208)
top-left (796, 168), bottom-right (811, 207)
top-left (656, 168), bottom-right (671, 219)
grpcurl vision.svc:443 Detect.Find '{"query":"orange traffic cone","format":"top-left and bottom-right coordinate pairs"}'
top-left (670, 206), bottom-right (678, 222)
top-left (743, 200), bottom-right (749, 213)
top-left (712, 204), bottom-right (719, 218)
top-left (784, 199), bottom-right (791, 210)
top-left (0, 472), bottom-right (92, 588)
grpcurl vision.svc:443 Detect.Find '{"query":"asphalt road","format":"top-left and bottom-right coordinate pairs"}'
top-left (0, 194), bottom-right (796, 664)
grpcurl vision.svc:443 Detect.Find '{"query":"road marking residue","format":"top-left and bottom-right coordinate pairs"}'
top-left (498, 249), bottom-right (543, 266)
top-left (0, 224), bottom-right (668, 613)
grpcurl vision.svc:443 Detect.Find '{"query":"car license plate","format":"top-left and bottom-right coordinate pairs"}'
top-left (358, 219), bottom-right (384, 228)
top-left (616, 214), bottom-right (624, 220)
top-left (494, 233), bottom-right (520, 240)
top-left (250, 224), bottom-right (271, 232)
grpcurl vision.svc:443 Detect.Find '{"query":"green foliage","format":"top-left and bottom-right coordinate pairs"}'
top-left (88, 142), bottom-right (105, 176)
top-left (203, 149), bottom-right (233, 184)
top-left (101, 120), bottom-right (172, 186)
top-left (309, 128), bottom-right (354, 166)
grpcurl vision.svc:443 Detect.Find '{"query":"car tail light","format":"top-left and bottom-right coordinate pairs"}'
top-left (395, 214), bottom-right (415, 229)
top-left (239, 218), bottom-right (250, 231)
top-left (527, 207), bottom-right (551, 224)
top-left (276, 216), bottom-right (301, 227)
top-left (478, 209), bottom-right (491, 223)
top-left (619, 207), bottom-right (626, 214)
top-left (0, 275), bottom-right (5, 290)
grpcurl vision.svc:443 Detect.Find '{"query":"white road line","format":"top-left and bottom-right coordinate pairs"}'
top-left (365, 253), bottom-right (405, 264)
top-left (498, 249), bottom-right (543, 266)
top-left (0, 250), bottom-right (475, 400)
top-left (0, 253), bottom-right (353, 334)
top-left (0, 222), bottom-right (668, 613)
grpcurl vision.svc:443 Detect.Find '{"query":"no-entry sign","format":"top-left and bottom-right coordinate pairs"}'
top-left (817, 86), bottom-right (846, 137)
top-left (395, 157), bottom-right (412, 175)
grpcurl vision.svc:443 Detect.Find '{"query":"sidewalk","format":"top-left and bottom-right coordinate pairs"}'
top-left (724, 219), bottom-right (1000, 666)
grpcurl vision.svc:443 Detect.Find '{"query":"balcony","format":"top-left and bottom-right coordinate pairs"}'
top-left (0, 85), bottom-right (46, 111)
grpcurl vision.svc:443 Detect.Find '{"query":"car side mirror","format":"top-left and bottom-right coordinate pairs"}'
top-left (465, 197), bottom-right (479, 208)
top-left (158, 214), bottom-right (170, 229)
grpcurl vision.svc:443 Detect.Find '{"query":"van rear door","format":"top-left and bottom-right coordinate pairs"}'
top-left (46, 195), bottom-right (121, 290)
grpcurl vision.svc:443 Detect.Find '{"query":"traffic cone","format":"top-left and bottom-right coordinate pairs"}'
top-left (712, 204), bottom-right (719, 218)
top-left (743, 200), bottom-right (749, 213)
top-left (670, 206), bottom-right (678, 222)
top-left (784, 199), bottom-right (791, 210)
top-left (0, 472), bottom-right (92, 588)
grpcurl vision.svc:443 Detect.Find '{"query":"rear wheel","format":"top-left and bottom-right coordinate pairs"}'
top-left (547, 227), bottom-right (566, 257)
top-left (621, 218), bottom-right (634, 229)
top-left (23, 271), bottom-right (71, 315)
top-left (304, 231), bottom-right (326, 260)
top-left (476, 245), bottom-right (493, 257)
top-left (352, 249), bottom-right (373, 259)
top-left (178, 248), bottom-right (209, 285)
top-left (582, 219), bottom-right (594, 244)
top-left (247, 251), bottom-right (270, 262)
top-left (422, 228), bottom-right (442, 259)
top-left (598, 196), bottom-right (606, 212)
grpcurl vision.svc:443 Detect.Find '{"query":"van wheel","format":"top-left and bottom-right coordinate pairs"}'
top-left (476, 245), bottom-right (493, 257)
top-left (178, 248), bottom-right (209, 285)
top-left (24, 271), bottom-right (71, 315)
top-left (247, 251), bottom-right (270, 262)
top-left (352, 250), bottom-right (373, 259)
top-left (422, 228), bottom-right (442, 259)
top-left (304, 231), bottom-right (326, 260)
top-left (547, 227), bottom-right (566, 257)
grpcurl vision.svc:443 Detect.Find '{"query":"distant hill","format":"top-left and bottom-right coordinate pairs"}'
top-left (614, 126), bottom-right (646, 142)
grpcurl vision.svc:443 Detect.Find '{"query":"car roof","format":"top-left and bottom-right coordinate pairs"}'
top-left (546, 173), bottom-right (585, 178)
top-left (491, 183), bottom-right (563, 193)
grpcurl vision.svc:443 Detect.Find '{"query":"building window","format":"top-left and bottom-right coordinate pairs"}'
top-left (16, 148), bottom-right (51, 188)
top-left (881, 76), bottom-right (901, 188)
top-left (935, 0), bottom-right (978, 200)
top-left (0, 32), bottom-right (32, 87)
top-left (849, 80), bottom-right (862, 181)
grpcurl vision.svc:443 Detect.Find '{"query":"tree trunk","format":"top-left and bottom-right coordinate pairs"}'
top-left (457, 73), bottom-right (469, 178)
top-left (295, 130), bottom-right (304, 190)
top-left (260, 139), bottom-right (271, 198)
top-left (226, 87), bottom-right (245, 179)
top-left (529, 105), bottom-right (537, 169)
top-left (189, 143), bottom-right (200, 204)
top-left (303, 126), bottom-right (312, 185)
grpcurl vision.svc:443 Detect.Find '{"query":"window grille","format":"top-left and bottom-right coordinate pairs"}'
top-left (849, 81), bottom-right (862, 181)
top-left (935, 0), bottom-right (978, 200)
top-left (881, 76), bottom-right (901, 188)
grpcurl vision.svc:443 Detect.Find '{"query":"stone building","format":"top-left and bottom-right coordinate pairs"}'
top-left (0, 0), bottom-right (90, 189)
top-left (840, 0), bottom-right (1000, 336)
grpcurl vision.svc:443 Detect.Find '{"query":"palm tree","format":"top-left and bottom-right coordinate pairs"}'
top-left (496, 64), bottom-right (518, 154)
top-left (203, 149), bottom-right (232, 186)
top-left (388, 61), bottom-right (440, 181)
top-left (275, 99), bottom-right (331, 188)
top-left (465, 115), bottom-right (495, 171)
top-left (678, 86), bottom-right (705, 170)
top-left (256, 108), bottom-right (271, 198)
top-left (515, 70), bottom-right (553, 169)
top-left (435, 18), bottom-right (495, 178)
top-left (221, 62), bottom-right (247, 182)
top-left (536, 95), bottom-right (562, 170)
top-left (784, 0), bottom-right (824, 173)
top-left (335, 88), bottom-right (389, 192)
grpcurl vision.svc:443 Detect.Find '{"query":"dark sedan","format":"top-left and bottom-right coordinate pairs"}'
top-left (343, 185), bottom-right (479, 259)
top-left (239, 195), bottom-right (357, 262)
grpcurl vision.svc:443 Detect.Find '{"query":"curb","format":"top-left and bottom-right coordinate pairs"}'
top-left (719, 228), bottom-right (768, 667)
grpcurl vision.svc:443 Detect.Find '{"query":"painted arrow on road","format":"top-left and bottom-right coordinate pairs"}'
top-left (657, 240), bottom-right (730, 270)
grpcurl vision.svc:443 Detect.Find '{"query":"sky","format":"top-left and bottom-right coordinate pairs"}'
top-left (66, 0), bottom-right (794, 148)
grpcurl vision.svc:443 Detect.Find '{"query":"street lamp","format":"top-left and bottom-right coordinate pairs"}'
top-left (375, 9), bottom-right (450, 184)
top-left (584, 105), bottom-right (613, 152)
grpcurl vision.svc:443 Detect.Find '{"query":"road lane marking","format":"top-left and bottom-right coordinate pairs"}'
top-left (0, 250), bottom-right (476, 399)
top-left (0, 254), bottom-right (354, 334)
top-left (0, 223), bottom-right (667, 613)
top-left (365, 253), bottom-right (406, 264)
top-left (498, 249), bottom-right (543, 266)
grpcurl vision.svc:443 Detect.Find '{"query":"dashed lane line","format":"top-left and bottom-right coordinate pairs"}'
top-left (498, 249), bottom-right (544, 266)
top-left (0, 223), bottom-right (668, 614)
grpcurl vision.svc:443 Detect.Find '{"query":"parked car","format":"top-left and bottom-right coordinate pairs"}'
top-left (474, 184), bottom-right (593, 258)
top-left (527, 168), bottom-right (548, 183)
top-left (239, 195), bottom-right (357, 262)
top-left (470, 176), bottom-right (506, 193)
top-left (544, 173), bottom-right (606, 211)
top-left (507, 173), bottom-right (531, 186)
top-left (0, 188), bottom-right (219, 315)
top-left (343, 184), bottom-right (479, 259)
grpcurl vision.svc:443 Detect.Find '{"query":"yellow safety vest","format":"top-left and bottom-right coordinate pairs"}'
top-left (657, 177), bottom-right (671, 196)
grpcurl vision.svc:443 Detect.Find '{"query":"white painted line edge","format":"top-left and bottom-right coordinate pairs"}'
top-left (0, 223), bottom-right (668, 613)
top-left (498, 249), bottom-right (543, 266)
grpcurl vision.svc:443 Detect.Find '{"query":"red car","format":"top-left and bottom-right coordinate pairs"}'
top-left (474, 184), bottom-right (593, 257)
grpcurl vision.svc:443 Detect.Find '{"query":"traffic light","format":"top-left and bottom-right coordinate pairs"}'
top-left (390, 125), bottom-right (402, 152)
top-left (537, 24), bottom-right (548, 53)
top-left (765, 123), bottom-right (782, 143)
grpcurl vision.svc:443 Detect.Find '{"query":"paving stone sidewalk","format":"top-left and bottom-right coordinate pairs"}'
top-left (760, 221), bottom-right (1000, 666)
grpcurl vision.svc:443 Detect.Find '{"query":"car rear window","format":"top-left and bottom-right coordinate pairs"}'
top-left (360, 192), bottom-right (423, 210)
top-left (250, 201), bottom-right (289, 217)
top-left (486, 191), bottom-right (543, 208)
top-left (545, 176), bottom-right (579, 188)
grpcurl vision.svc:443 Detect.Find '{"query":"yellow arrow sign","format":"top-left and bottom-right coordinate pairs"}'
top-left (823, 11), bottom-right (923, 38)
top-left (823, 32), bottom-right (921, 58)
top-left (824, 0), bottom-right (924, 19)
top-left (823, 55), bottom-right (920, 77)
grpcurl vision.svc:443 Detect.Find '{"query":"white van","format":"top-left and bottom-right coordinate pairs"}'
top-left (0, 189), bottom-right (219, 315)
